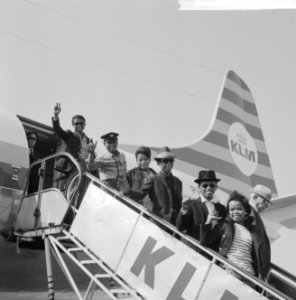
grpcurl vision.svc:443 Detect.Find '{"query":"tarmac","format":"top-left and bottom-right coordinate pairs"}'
top-left (0, 291), bottom-right (111, 300)
top-left (0, 236), bottom-right (113, 299)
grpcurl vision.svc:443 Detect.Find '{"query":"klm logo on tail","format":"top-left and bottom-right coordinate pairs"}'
top-left (228, 122), bottom-right (258, 176)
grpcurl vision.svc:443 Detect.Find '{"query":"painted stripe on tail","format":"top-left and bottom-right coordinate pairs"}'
top-left (170, 70), bottom-right (277, 196)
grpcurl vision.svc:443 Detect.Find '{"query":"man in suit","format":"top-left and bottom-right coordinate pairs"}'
top-left (26, 131), bottom-right (41, 194)
top-left (248, 184), bottom-right (273, 280)
top-left (26, 131), bottom-right (39, 164)
top-left (249, 184), bottom-right (272, 214)
top-left (127, 146), bottom-right (182, 226)
top-left (52, 103), bottom-right (94, 196)
top-left (52, 103), bottom-right (93, 171)
top-left (176, 170), bottom-right (227, 242)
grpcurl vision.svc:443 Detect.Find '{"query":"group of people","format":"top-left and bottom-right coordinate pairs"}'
top-left (27, 104), bottom-right (273, 286)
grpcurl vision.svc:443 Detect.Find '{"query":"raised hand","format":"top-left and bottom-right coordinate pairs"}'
top-left (54, 103), bottom-right (61, 118)
top-left (87, 139), bottom-right (97, 153)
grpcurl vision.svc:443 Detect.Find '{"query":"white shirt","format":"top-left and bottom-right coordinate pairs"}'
top-left (200, 195), bottom-right (219, 215)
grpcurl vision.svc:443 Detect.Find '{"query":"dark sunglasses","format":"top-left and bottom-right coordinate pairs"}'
top-left (159, 158), bottom-right (174, 164)
top-left (73, 122), bottom-right (85, 126)
top-left (201, 183), bottom-right (216, 189)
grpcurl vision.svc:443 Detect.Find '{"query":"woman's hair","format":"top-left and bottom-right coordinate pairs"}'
top-left (227, 190), bottom-right (251, 215)
top-left (135, 146), bottom-right (151, 160)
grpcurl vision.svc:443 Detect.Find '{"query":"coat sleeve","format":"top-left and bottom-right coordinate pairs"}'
top-left (52, 117), bottom-right (68, 140)
top-left (86, 155), bottom-right (101, 171)
top-left (126, 169), bottom-right (133, 188)
top-left (176, 178), bottom-right (183, 213)
top-left (200, 222), bottom-right (223, 252)
top-left (176, 205), bottom-right (194, 232)
top-left (126, 174), bottom-right (152, 201)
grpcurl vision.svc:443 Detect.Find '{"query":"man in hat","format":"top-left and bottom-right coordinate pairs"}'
top-left (26, 131), bottom-right (42, 194)
top-left (176, 170), bottom-right (227, 242)
top-left (247, 184), bottom-right (273, 280)
top-left (250, 184), bottom-right (272, 214)
top-left (87, 132), bottom-right (128, 191)
top-left (26, 131), bottom-right (39, 164)
top-left (52, 103), bottom-right (93, 170)
top-left (126, 146), bottom-right (182, 226)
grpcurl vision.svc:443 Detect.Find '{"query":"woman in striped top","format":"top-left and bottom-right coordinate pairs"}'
top-left (200, 190), bottom-right (268, 282)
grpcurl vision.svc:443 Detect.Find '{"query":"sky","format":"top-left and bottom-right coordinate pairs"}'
top-left (0, 0), bottom-right (296, 197)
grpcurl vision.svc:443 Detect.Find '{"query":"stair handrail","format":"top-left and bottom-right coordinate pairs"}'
top-left (81, 172), bottom-right (293, 300)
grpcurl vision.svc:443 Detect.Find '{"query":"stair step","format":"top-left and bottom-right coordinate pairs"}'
top-left (56, 235), bottom-right (70, 241)
top-left (68, 247), bottom-right (82, 252)
top-left (111, 288), bottom-right (129, 294)
top-left (80, 260), bottom-right (96, 265)
top-left (95, 274), bottom-right (112, 279)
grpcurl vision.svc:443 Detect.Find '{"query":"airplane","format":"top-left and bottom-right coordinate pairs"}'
top-left (0, 70), bottom-right (295, 299)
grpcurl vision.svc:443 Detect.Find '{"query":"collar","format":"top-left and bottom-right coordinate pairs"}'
top-left (159, 171), bottom-right (172, 178)
top-left (249, 201), bottom-right (259, 212)
top-left (137, 166), bottom-right (149, 172)
top-left (74, 131), bottom-right (86, 139)
top-left (200, 194), bottom-right (219, 203)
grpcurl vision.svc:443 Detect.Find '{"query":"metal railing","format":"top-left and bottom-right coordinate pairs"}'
top-left (80, 172), bottom-right (293, 300)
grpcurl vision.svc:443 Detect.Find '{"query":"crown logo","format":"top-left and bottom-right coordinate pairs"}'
top-left (236, 132), bottom-right (247, 145)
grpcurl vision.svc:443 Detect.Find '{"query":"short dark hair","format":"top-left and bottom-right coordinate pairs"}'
top-left (72, 115), bottom-right (86, 124)
top-left (135, 146), bottom-right (151, 160)
top-left (227, 190), bottom-right (251, 215)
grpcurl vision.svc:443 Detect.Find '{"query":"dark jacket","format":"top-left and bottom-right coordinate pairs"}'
top-left (249, 207), bottom-right (271, 280)
top-left (52, 118), bottom-right (87, 160)
top-left (176, 198), bottom-right (227, 241)
top-left (127, 172), bottom-right (182, 226)
top-left (200, 215), bottom-right (271, 280)
top-left (29, 148), bottom-right (40, 164)
top-left (126, 167), bottom-right (156, 202)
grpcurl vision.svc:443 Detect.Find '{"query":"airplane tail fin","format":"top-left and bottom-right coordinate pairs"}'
top-left (170, 70), bottom-right (277, 197)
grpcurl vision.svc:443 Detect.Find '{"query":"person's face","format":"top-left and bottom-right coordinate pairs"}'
top-left (157, 158), bottom-right (174, 174)
top-left (72, 118), bottom-right (85, 133)
top-left (228, 200), bottom-right (247, 224)
top-left (28, 137), bottom-right (37, 148)
top-left (104, 139), bottom-right (118, 154)
top-left (137, 153), bottom-right (150, 170)
top-left (252, 194), bottom-right (271, 213)
top-left (199, 181), bottom-right (217, 200)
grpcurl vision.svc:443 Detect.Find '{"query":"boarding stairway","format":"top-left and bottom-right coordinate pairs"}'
top-left (48, 229), bottom-right (142, 300)
top-left (13, 153), bottom-right (296, 300)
